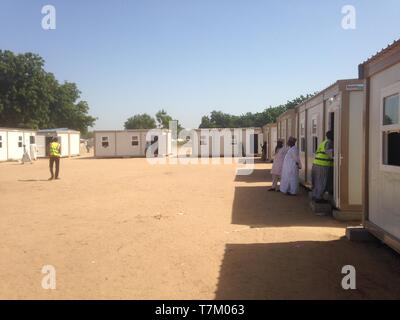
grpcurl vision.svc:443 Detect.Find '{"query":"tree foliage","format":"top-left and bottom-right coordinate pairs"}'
top-left (199, 94), bottom-right (316, 128)
top-left (0, 50), bottom-right (96, 133)
top-left (124, 113), bottom-right (157, 129)
top-left (126, 109), bottom-right (184, 131)
top-left (155, 109), bottom-right (173, 129)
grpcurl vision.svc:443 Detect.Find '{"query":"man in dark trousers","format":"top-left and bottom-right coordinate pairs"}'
top-left (311, 130), bottom-right (334, 203)
top-left (49, 137), bottom-right (61, 180)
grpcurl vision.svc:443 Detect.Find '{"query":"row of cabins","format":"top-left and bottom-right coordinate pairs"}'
top-left (4, 40), bottom-right (396, 253)
top-left (0, 128), bottom-right (80, 161)
top-left (263, 40), bottom-right (400, 253)
top-left (93, 128), bottom-right (264, 158)
top-left (266, 80), bottom-right (365, 220)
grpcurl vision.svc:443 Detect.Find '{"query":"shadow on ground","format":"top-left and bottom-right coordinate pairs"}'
top-left (234, 169), bottom-right (272, 183)
top-left (230, 185), bottom-right (335, 228)
top-left (215, 240), bottom-right (400, 299)
top-left (18, 179), bottom-right (51, 182)
top-left (232, 165), bottom-right (344, 228)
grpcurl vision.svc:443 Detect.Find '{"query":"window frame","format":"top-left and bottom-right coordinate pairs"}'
top-left (380, 82), bottom-right (400, 173)
top-left (311, 115), bottom-right (318, 154)
top-left (18, 136), bottom-right (23, 148)
top-left (281, 120), bottom-right (287, 144)
top-left (101, 136), bottom-right (109, 148)
top-left (131, 135), bottom-right (139, 146)
top-left (0, 135), bottom-right (2, 149)
top-left (300, 118), bottom-right (306, 153)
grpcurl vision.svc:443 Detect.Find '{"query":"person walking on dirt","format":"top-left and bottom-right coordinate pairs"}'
top-left (49, 137), bottom-right (61, 180)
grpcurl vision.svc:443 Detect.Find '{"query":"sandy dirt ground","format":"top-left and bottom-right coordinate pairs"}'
top-left (0, 155), bottom-right (400, 299)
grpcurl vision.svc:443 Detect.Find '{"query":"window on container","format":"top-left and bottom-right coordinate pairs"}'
top-left (0, 136), bottom-right (2, 148)
top-left (30, 136), bottom-right (35, 144)
top-left (313, 136), bottom-right (318, 153)
top-left (200, 135), bottom-right (207, 146)
top-left (18, 136), bottom-right (23, 148)
top-left (301, 138), bottom-right (306, 153)
top-left (101, 136), bottom-right (109, 148)
top-left (382, 93), bottom-right (400, 167)
top-left (312, 119), bottom-right (317, 135)
top-left (311, 118), bottom-right (318, 153)
top-left (281, 124), bottom-right (286, 143)
top-left (300, 122), bottom-right (305, 137)
top-left (131, 136), bottom-right (139, 146)
top-left (383, 94), bottom-right (399, 125)
top-left (383, 131), bottom-right (400, 167)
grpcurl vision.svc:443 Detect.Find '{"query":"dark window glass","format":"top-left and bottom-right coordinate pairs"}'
top-left (313, 137), bottom-right (318, 153)
top-left (383, 131), bottom-right (400, 166)
top-left (301, 138), bottom-right (306, 152)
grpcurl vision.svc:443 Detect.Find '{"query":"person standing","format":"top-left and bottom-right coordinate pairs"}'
top-left (21, 144), bottom-right (33, 164)
top-left (30, 143), bottom-right (38, 160)
top-left (268, 140), bottom-right (288, 191)
top-left (49, 137), bottom-right (61, 180)
top-left (280, 137), bottom-right (302, 195)
top-left (261, 141), bottom-right (267, 161)
top-left (311, 131), bottom-right (334, 203)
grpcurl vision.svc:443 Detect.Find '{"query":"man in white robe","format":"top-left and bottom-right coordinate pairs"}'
top-left (21, 144), bottom-right (33, 164)
top-left (280, 137), bottom-right (302, 195)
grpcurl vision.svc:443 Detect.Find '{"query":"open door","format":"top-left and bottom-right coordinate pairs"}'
top-left (250, 134), bottom-right (258, 156)
top-left (329, 109), bottom-right (341, 208)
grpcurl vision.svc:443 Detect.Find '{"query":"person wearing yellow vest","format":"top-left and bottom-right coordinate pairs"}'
top-left (311, 130), bottom-right (334, 203)
top-left (49, 137), bottom-right (61, 180)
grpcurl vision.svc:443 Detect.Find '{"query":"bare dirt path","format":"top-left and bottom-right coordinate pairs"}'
top-left (0, 157), bottom-right (399, 299)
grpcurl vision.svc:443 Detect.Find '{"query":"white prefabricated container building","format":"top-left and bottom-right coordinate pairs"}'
top-left (0, 128), bottom-right (37, 161)
top-left (94, 129), bottom-right (172, 158)
top-left (295, 79), bottom-right (365, 220)
top-left (359, 40), bottom-right (400, 253)
top-left (262, 123), bottom-right (278, 161)
top-left (192, 128), bottom-right (263, 158)
top-left (277, 109), bottom-right (297, 145)
top-left (36, 129), bottom-right (80, 158)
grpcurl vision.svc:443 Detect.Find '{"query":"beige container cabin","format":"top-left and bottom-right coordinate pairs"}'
top-left (262, 123), bottom-right (278, 161)
top-left (193, 128), bottom-right (263, 158)
top-left (295, 79), bottom-right (364, 220)
top-left (359, 40), bottom-right (400, 253)
top-left (277, 109), bottom-right (297, 146)
top-left (94, 129), bottom-right (172, 158)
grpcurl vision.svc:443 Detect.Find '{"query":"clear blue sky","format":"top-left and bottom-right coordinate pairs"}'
top-left (1, 0), bottom-right (399, 129)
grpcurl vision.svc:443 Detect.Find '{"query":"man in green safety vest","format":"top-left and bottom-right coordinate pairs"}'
top-left (49, 137), bottom-right (61, 180)
top-left (311, 130), bottom-right (334, 203)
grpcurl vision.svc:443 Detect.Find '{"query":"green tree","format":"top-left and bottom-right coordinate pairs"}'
top-left (47, 82), bottom-right (97, 134)
top-left (198, 93), bottom-right (316, 128)
top-left (0, 50), bottom-right (96, 133)
top-left (124, 113), bottom-right (156, 129)
top-left (155, 109), bottom-right (173, 128)
top-left (155, 109), bottom-right (184, 132)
